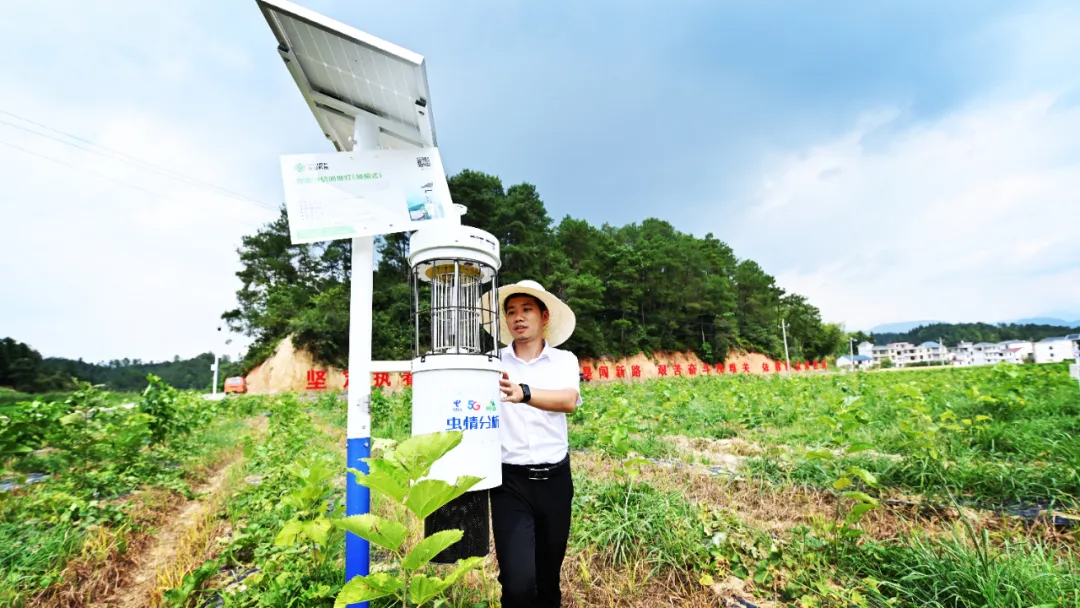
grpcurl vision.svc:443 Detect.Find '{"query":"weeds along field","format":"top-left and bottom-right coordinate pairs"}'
top-left (0, 377), bottom-right (268, 607)
top-left (2, 364), bottom-right (1078, 608)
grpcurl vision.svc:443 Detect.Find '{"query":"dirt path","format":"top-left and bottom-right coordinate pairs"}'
top-left (96, 461), bottom-right (237, 608)
top-left (88, 417), bottom-right (267, 608)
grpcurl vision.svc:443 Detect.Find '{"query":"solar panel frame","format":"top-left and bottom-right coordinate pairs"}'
top-left (256, 0), bottom-right (437, 151)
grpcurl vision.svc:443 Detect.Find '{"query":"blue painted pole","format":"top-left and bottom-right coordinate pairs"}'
top-left (345, 437), bottom-right (370, 585)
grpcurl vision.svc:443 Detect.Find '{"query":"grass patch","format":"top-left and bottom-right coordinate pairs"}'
top-left (572, 476), bottom-right (708, 572)
top-left (838, 526), bottom-right (1080, 607)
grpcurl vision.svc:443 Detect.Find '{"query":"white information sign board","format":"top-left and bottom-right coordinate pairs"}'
top-left (280, 147), bottom-right (453, 244)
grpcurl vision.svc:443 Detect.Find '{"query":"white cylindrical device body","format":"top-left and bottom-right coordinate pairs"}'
top-left (411, 355), bottom-right (503, 490)
top-left (408, 224), bottom-right (503, 491)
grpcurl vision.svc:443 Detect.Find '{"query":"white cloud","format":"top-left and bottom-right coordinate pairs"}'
top-left (728, 94), bottom-right (1080, 330)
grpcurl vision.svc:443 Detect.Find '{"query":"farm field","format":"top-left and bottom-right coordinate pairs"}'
top-left (1, 364), bottom-right (1078, 607)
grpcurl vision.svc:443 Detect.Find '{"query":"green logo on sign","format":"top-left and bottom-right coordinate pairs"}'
top-left (295, 162), bottom-right (305, 173)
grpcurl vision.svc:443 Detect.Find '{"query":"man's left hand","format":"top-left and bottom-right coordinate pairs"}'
top-left (500, 371), bottom-right (524, 403)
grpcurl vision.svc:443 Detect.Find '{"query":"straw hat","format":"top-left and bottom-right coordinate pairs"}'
top-left (483, 280), bottom-right (576, 347)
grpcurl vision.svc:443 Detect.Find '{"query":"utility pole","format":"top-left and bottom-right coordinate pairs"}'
top-left (780, 319), bottom-right (792, 377)
top-left (849, 336), bottom-right (856, 371)
top-left (211, 326), bottom-right (222, 396)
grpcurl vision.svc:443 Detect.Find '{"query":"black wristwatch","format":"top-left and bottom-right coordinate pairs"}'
top-left (518, 383), bottom-right (532, 403)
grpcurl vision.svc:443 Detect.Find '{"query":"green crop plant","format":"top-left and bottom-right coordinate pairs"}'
top-left (698, 506), bottom-right (788, 589)
top-left (272, 452), bottom-right (342, 569)
top-left (330, 430), bottom-right (485, 608)
top-left (588, 395), bottom-right (652, 508)
top-left (803, 395), bottom-right (881, 563)
top-left (139, 373), bottom-right (191, 444)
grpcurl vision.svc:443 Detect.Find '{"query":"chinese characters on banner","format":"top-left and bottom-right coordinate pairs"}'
top-left (302, 358), bottom-right (828, 391)
top-left (576, 359), bottom-right (826, 383)
top-left (303, 370), bottom-right (413, 390)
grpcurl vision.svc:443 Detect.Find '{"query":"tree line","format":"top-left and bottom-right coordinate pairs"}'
top-left (223, 169), bottom-right (844, 371)
top-left (0, 337), bottom-right (240, 393)
top-left (871, 322), bottom-right (1080, 347)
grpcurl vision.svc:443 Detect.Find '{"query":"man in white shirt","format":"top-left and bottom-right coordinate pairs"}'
top-left (488, 280), bottom-right (581, 608)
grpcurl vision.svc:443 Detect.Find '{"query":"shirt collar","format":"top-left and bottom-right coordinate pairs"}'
top-left (503, 340), bottom-right (552, 364)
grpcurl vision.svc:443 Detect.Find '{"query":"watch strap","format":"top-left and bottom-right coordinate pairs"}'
top-left (518, 383), bottom-right (531, 403)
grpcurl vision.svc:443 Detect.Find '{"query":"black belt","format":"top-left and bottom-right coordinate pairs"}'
top-left (503, 453), bottom-right (570, 481)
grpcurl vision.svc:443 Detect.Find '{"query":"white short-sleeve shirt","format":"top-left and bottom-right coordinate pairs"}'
top-left (499, 341), bottom-right (582, 466)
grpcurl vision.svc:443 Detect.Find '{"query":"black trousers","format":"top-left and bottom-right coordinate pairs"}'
top-left (491, 454), bottom-right (574, 608)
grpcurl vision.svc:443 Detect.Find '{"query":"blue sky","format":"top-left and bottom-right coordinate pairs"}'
top-left (1, 0), bottom-right (1079, 361)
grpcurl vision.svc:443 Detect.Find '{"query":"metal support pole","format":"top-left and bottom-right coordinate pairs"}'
top-left (212, 353), bottom-right (219, 395)
top-left (780, 319), bottom-right (792, 377)
top-left (345, 117), bottom-right (379, 606)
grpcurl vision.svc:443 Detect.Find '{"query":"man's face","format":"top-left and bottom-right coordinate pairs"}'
top-left (504, 295), bottom-right (548, 343)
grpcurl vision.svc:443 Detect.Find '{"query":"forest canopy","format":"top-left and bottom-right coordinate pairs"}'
top-left (0, 337), bottom-right (239, 393)
top-left (222, 169), bottom-right (844, 371)
top-left (870, 322), bottom-right (1080, 346)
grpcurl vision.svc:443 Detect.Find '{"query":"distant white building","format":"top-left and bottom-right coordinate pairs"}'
top-left (1034, 335), bottom-right (1080, 364)
top-left (1000, 340), bottom-right (1035, 364)
top-left (859, 335), bottom-right (1078, 369)
top-left (868, 341), bottom-right (949, 368)
top-left (837, 354), bottom-right (874, 370)
top-left (951, 341), bottom-right (1019, 366)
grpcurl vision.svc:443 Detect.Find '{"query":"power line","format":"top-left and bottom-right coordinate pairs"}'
top-left (0, 108), bottom-right (279, 213)
top-left (0, 138), bottom-right (170, 199)
top-left (0, 137), bottom-right (263, 230)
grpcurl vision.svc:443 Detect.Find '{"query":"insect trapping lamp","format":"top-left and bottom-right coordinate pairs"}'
top-left (408, 212), bottom-right (503, 562)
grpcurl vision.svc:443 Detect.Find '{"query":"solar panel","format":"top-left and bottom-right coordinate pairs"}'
top-left (257, 0), bottom-right (437, 151)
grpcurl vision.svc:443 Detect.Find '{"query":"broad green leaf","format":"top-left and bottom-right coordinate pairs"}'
top-left (334, 514), bottom-right (408, 551)
top-left (845, 442), bottom-right (873, 455)
top-left (334, 572), bottom-right (402, 608)
top-left (846, 502), bottom-right (875, 523)
top-left (302, 516), bottom-right (332, 546)
top-left (842, 491), bottom-right (879, 506)
top-left (974, 415), bottom-right (991, 422)
top-left (804, 448), bottom-right (835, 461)
top-left (59, 412), bottom-right (83, 426)
top-left (402, 530), bottom-right (463, 570)
top-left (404, 479), bottom-right (452, 520)
top-left (300, 484), bottom-right (325, 502)
top-left (281, 493), bottom-right (306, 509)
top-left (833, 477), bottom-right (852, 490)
top-left (350, 462), bottom-right (409, 503)
top-left (391, 432), bottom-right (463, 481)
top-left (404, 476), bottom-right (483, 520)
top-left (305, 457), bottom-right (336, 485)
top-left (699, 573), bottom-right (715, 586)
top-left (848, 467), bottom-right (879, 488)
top-left (443, 556), bottom-right (485, 586)
top-left (842, 395), bottom-right (862, 407)
top-left (408, 574), bottom-right (449, 606)
top-left (274, 519), bottom-right (303, 546)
